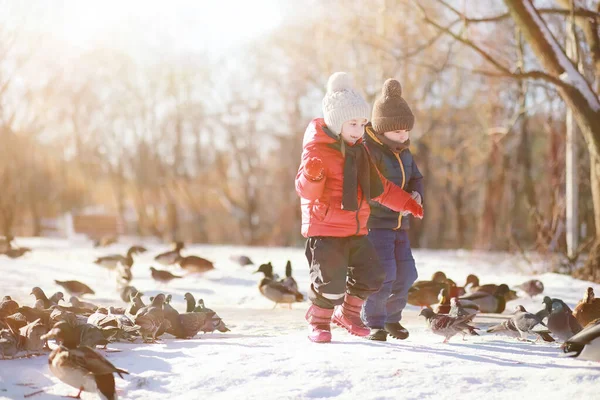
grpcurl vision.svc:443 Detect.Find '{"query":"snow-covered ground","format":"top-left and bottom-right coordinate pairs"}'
top-left (0, 237), bottom-right (598, 400)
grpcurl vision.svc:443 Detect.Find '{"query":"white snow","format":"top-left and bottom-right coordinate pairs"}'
top-left (522, 0), bottom-right (600, 112)
top-left (0, 237), bottom-right (599, 400)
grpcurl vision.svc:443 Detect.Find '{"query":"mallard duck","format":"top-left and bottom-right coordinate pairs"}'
top-left (433, 288), bottom-right (451, 314)
top-left (177, 255), bottom-right (215, 273)
top-left (154, 241), bottom-right (185, 266)
top-left (43, 322), bottom-right (128, 399)
top-left (134, 294), bottom-right (168, 342)
top-left (19, 318), bottom-right (48, 353)
top-left (230, 254), bottom-right (254, 266)
top-left (465, 275), bottom-right (519, 301)
top-left (254, 267), bottom-right (303, 309)
top-left (54, 280), bottom-right (95, 297)
top-left (407, 271), bottom-right (450, 307)
top-left (0, 328), bottom-right (19, 359)
top-left (150, 267), bottom-right (183, 284)
top-left (0, 295), bottom-right (19, 318)
top-left (94, 246), bottom-right (142, 270)
top-left (514, 279), bottom-right (544, 298)
top-left (573, 287), bottom-right (600, 327)
top-left (458, 284), bottom-right (510, 313)
top-left (562, 319), bottom-right (600, 361)
top-left (281, 260), bottom-right (302, 295)
top-left (30, 287), bottom-right (54, 309)
top-left (419, 307), bottom-right (478, 343)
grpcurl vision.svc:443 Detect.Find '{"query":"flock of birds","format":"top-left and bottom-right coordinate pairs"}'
top-left (1, 235), bottom-right (599, 399)
top-left (0, 237), bottom-right (235, 400)
top-left (410, 271), bottom-right (600, 362)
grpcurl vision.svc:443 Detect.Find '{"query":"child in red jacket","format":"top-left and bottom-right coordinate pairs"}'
top-left (296, 72), bottom-right (423, 343)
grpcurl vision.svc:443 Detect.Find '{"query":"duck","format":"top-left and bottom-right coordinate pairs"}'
top-left (254, 264), bottom-right (303, 308)
top-left (44, 320), bottom-right (109, 348)
top-left (0, 295), bottom-right (19, 318)
top-left (419, 307), bottom-right (478, 343)
top-left (407, 271), bottom-right (449, 307)
top-left (54, 280), bottom-right (95, 297)
top-left (177, 255), bottom-right (215, 273)
top-left (42, 322), bottom-right (129, 399)
top-left (514, 279), bottom-right (544, 298)
top-left (465, 275), bottom-right (519, 301)
top-left (94, 246), bottom-right (142, 270)
top-left (154, 241), bottom-right (185, 266)
top-left (561, 318), bottom-right (600, 361)
top-left (19, 318), bottom-right (48, 354)
top-left (573, 287), bottom-right (600, 327)
top-left (433, 288), bottom-right (451, 314)
top-left (150, 266), bottom-right (183, 284)
top-left (230, 254), bottom-right (254, 266)
top-left (134, 293), bottom-right (168, 342)
top-left (2, 247), bottom-right (31, 258)
top-left (282, 261), bottom-right (301, 293)
top-left (87, 308), bottom-right (138, 342)
top-left (458, 284), bottom-right (510, 313)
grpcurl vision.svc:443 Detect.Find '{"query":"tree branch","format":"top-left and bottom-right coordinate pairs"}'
top-left (455, 7), bottom-right (600, 24)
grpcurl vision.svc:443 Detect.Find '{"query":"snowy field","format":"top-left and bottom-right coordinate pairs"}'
top-left (0, 237), bottom-right (599, 400)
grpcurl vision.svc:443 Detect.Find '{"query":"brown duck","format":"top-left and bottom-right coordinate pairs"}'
top-left (177, 255), bottom-right (215, 273)
top-left (573, 287), bottom-right (600, 328)
top-left (465, 274), bottom-right (518, 301)
top-left (54, 280), bottom-right (95, 297)
top-left (408, 272), bottom-right (449, 307)
top-left (150, 267), bottom-right (183, 284)
top-left (155, 241), bottom-right (185, 266)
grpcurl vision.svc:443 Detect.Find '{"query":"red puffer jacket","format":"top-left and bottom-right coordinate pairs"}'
top-left (295, 118), bottom-right (414, 238)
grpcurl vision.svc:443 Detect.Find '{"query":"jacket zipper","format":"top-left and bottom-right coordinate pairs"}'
top-left (394, 149), bottom-right (407, 230)
top-left (355, 193), bottom-right (364, 235)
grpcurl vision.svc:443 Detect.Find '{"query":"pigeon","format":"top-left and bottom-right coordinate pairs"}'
top-left (561, 319), bottom-right (600, 361)
top-left (135, 294), bottom-right (168, 342)
top-left (30, 287), bottom-right (54, 309)
top-left (19, 318), bottom-right (48, 353)
top-left (449, 297), bottom-right (478, 318)
top-left (17, 306), bottom-right (51, 326)
top-left (126, 292), bottom-right (145, 318)
top-left (154, 241), bottom-right (185, 266)
top-left (119, 285), bottom-right (142, 303)
top-left (487, 305), bottom-right (554, 342)
top-left (43, 321), bottom-right (129, 399)
top-left (545, 297), bottom-right (583, 342)
top-left (150, 266), bottom-right (183, 284)
top-left (230, 254), bottom-right (254, 266)
top-left (514, 279), bottom-right (544, 298)
top-left (458, 284), bottom-right (510, 313)
top-left (69, 296), bottom-right (97, 312)
top-left (419, 307), bottom-right (478, 343)
top-left (0, 295), bottom-right (19, 318)
top-left (54, 280), bottom-right (95, 297)
top-left (194, 299), bottom-right (230, 333)
top-left (573, 287), bottom-right (600, 327)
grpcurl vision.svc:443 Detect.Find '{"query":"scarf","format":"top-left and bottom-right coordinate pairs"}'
top-left (377, 135), bottom-right (411, 154)
top-left (328, 138), bottom-right (384, 211)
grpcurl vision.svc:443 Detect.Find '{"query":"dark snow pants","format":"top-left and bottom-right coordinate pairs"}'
top-left (304, 236), bottom-right (386, 309)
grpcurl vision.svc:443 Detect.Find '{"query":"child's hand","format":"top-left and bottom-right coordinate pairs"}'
top-left (304, 157), bottom-right (325, 181)
top-left (402, 192), bottom-right (422, 216)
top-left (404, 197), bottom-right (423, 219)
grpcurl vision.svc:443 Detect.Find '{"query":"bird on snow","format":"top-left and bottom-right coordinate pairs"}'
top-left (54, 280), bottom-right (95, 297)
top-left (561, 318), bottom-right (600, 361)
top-left (514, 279), bottom-right (544, 298)
top-left (449, 297), bottom-right (478, 317)
top-left (19, 318), bottom-right (48, 354)
top-left (254, 263), bottom-right (303, 308)
top-left (134, 293), bottom-right (169, 342)
top-left (119, 285), bottom-right (142, 304)
top-left (43, 321), bottom-right (129, 400)
top-left (573, 287), bottom-right (600, 328)
top-left (434, 287), bottom-right (451, 314)
top-left (542, 296), bottom-right (582, 342)
top-left (0, 328), bottom-right (19, 359)
top-left (150, 266), bottom-right (183, 284)
top-left (177, 255), bottom-right (215, 273)
top-left (0, 295), bottom-right (19, 318)
top-left (408, 271), bottom-right (448, 307)
top-left (419, 307), bottom-right (478, 343)
top-left (487, 305), bottom-right (554, 342)
top-left (458, 284), bottom-right (511, 313)
top-left (229, 254), bottom-right (254, 266)
top-left (94, 246), bottom-right (143, 270)
top-left (30, 287), bottom-right (55, 309)
top-left (154, 241), bottom-right (185, 266)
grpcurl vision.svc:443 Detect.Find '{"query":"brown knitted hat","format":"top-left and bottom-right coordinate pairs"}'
top-left (371, 79), bottom-right (414, 133)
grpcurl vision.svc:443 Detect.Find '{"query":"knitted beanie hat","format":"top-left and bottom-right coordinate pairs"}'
top-left (322, 72), bottom-right (370, 135)
top-left (371, 79), bottom-right (414, 133)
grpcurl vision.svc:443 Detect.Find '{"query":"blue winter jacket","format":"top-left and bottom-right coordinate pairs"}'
top-left (364, 124), bottom-right (424, 230)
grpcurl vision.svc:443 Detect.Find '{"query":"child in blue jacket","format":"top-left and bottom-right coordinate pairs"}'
top-left (362, 79), bottom-right (423, 341)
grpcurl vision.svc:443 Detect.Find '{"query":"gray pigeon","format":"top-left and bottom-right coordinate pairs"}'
top-left (545, 298), bottom-right (582, 342)
top-left (488, 305), bottom-right (554, 342)
top-left (19, 318), bottom-right (48, 353)
top-left (0, 328), bottom-right (19, 359)
top-left (419, 307), bottom-right (478, 343)
top-left (561, 319), bottom-right (600, 361)
top-left (449, 297), bottom-right (477, 318)
top-left (515, 279), bottom-right (544, 298)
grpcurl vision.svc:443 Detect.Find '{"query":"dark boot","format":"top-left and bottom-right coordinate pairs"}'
top-left (305, 304), bottom-right (334, 343)
top-left (332, 294), bottom-right (370, 337)
top-left (367, 328), bottom-right (388, 341)
top-left (385, 322), bottom-right (409, 340)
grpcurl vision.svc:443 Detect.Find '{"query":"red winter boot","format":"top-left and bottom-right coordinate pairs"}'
top-left (332, 294), bottom-right (370, 337)
top-left (305, 304), bottom-right (334, 343)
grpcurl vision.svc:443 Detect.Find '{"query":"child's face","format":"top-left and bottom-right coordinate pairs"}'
top-left (340, 118), bottom-right (368, 145)
top-left (383, 129), bottom-right (410, 143)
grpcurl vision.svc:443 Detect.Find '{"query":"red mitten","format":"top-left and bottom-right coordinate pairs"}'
top-left (304, 157), bottom-right (325, 181)
top-left (404, 197), bottom-right (423, 219)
